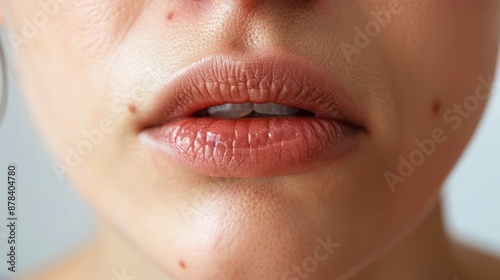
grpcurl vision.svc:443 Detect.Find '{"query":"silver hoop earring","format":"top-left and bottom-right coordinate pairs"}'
top-left (0, 38), bottom-right (9, 128)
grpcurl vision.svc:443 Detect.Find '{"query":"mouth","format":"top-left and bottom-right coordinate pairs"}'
top-left (139, 54), bottom-right (366, 177)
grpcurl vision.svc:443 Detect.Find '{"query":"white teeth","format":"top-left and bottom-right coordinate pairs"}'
top-left (207, 102), bottom-right (254, 119)
top-left (253, 103), bottom-right (300, 116)
top-left (206, 102), bottom-right (301, 118)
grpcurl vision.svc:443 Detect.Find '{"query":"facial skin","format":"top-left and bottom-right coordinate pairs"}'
top-left (2, 0), bottom-right (500, 279)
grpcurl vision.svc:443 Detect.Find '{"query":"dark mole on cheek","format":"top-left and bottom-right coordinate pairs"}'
top-left (128, 104), bottom-right (137, 114)
top-left (179, 260), bottom-right (187, 269)
top-left (432, 99), bottom-right (441, 117)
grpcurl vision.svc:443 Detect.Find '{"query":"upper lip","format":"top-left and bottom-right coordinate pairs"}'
top-left (140, 54), bottom-right (365, 129)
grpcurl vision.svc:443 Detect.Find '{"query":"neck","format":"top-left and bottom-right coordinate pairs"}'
top-left (352, 201), bottom-right (461, 280)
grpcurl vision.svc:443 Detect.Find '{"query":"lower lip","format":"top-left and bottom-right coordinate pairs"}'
top-left (141, 117), bottom-right (360, 177)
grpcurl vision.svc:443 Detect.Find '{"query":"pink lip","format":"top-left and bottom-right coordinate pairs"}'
top-left (139, 54), bottom-right (365, 177)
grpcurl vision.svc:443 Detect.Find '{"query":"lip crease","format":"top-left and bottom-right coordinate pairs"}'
top-left (139, 54), bottom-right (365, 177)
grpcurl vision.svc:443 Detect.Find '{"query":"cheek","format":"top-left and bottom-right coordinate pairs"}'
top-left (10, 0), bottom-right (156, 150)
top-left (55, 0), bottom-right (152, 66)
top-left (376, 0), bottom-right (495, 117)
top-left (343, 0), bottom-right (498, 231)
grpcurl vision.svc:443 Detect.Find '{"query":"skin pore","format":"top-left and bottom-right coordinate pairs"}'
top-left (1, 0), bottom-right (500, 279)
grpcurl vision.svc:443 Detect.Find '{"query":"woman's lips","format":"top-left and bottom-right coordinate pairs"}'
top-left (139, 54), bottom-right (365, 177)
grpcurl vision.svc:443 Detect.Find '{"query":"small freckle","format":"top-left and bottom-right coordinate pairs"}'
top-left (167, 12), bottom-right (174, 20)
top-left (179, 260), bottom-right (187, 269)
top-left (128, 104), bottom-right (137, 114)
top-left (432, 99), bottom-right (441, 117)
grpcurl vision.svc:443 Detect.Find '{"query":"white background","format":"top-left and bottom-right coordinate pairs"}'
top-left (0, 37), bottom-right (499, 275)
